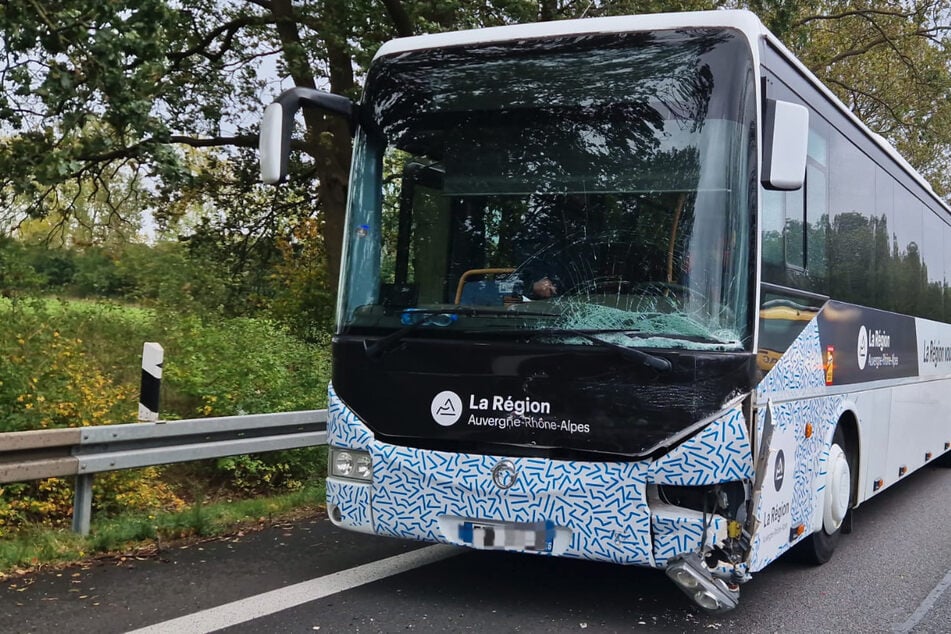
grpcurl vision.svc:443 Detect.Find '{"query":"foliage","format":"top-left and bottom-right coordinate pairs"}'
top-left (270, 217), bottom-right (336, 339)
top-left (215, 448), bottom-right (327, 496)
top-left (0, 297), bottom-right (331, 535)
top-left (0, 471), bottom-right (184, 538)
top-left (0, 302), bottom-right (139, 432)
top-left (160, 313), bottom-right (329, 416)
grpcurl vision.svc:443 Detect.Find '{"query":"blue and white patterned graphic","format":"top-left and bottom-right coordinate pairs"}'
top-left (326, 385), bottom-right (765, 568)
top-left (371, 444), bottom-right (654, 565)
top-left (750, 318), bottom-right (845, 571)
top-left (325, 479), bottom-right (372, 531)
top-left (757, 321), bottom-right (827, 397)
top-left (647, 407), bottom-right (753, 485)
top-left (327, 384), bottom-right (374, 450)
top-left (652, 508), bottom-right (727, 568)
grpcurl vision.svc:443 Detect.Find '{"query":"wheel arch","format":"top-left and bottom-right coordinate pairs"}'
top-left (833, 407), bottom-right (860, 509)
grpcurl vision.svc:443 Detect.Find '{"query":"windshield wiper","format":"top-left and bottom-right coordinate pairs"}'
top-left (364, 307), bottom-right (556, 359)
top-left (529, 328), bottom-right (672, 372)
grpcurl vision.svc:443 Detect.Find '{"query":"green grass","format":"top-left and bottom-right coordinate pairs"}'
top-left (0, 484), bottom-right (325, 577)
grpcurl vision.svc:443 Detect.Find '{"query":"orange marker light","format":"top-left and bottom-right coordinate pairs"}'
top-left (795, 524), bottom-right (805, 537)
top-left (804, 422), bottom-right (814, 439)
top-left (824, 346), bottom-right (835, 385)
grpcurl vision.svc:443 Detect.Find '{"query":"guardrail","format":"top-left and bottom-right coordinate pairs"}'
top-left (0, 410), bottom-right (328, 535)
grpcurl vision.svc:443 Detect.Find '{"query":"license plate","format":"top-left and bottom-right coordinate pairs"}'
top-left (459, 520), bottom-right (556, 553)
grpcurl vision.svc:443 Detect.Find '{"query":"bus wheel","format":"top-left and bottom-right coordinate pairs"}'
top-left (796, 426), bottom-right (852, 565)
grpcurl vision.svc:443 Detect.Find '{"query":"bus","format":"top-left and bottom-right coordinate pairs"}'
top-left (259, 10), bottom-right (951, 612)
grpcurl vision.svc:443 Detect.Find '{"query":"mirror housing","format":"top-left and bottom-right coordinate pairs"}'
top-left (259, 87), bottom-right (357, 184)
top-left (762, 98), bottom-right (808, 190)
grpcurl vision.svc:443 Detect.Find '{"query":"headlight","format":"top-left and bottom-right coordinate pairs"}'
top-left (330, 447), bottom-right (373, 481)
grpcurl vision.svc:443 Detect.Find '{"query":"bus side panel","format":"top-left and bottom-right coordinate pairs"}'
top-left (886, 382), bottom-right (942, 485)
top-left (849, 388), bottom-right (890, 505)
top-left (753, 318), bottom-right (844, 571)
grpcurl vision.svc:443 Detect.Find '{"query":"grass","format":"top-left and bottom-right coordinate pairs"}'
top-left (0, 484), bottom-right (325, 579)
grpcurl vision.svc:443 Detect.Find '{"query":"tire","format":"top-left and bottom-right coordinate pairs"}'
top-left (795, 426), bottom-right (852, 565)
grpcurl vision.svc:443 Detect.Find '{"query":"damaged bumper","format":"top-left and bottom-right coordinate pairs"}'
top-left (326, 386), bottom-right (754, 578)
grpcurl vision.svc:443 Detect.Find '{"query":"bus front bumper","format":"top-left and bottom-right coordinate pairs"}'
top-left (325, 388), bottom-right (754, 573)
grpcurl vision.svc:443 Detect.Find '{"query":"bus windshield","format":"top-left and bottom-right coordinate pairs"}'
top-left (340, 28), bottom-right (756, 351)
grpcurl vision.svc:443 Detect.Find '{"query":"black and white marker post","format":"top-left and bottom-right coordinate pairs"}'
top-left (138, 342), bottom-right (164, 423)
top-left (73, 342), bottom-right (165, 535)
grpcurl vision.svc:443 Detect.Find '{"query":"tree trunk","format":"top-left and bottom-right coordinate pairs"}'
top-left (270, 0), bottom-right (354, 294)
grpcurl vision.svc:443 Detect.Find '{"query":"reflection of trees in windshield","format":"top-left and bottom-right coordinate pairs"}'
top-left (345, 28), bottom-right (755, 347)
top-left (366, 29), bottom-right (731, 194)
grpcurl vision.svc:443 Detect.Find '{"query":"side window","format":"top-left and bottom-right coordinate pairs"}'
top-left (784, 187), bottom-right (805, 270)
top-left (827, 127), bottom-right (876, 305)
top-left (923, 209), bottom-right (944, 320)
top-left (761, 188), bottom-right (785, 281)
top-left (890, 186), bottom-right (923, 314)
top-left (804, 124), bottom-right (829, 292)
top-left (760, 119), bottom-right (827, 293)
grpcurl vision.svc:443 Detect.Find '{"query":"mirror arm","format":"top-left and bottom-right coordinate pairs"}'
top-left (259, 87), bottom-right (359, 184)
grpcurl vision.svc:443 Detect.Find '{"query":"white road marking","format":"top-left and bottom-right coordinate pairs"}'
top-left (128, 544), bottom-right (461, 634)
top-left (893, 568), bottom-right (951, 633)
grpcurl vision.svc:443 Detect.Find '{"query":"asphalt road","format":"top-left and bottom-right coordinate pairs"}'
top-left (4, 464), bottom-right (951, 633)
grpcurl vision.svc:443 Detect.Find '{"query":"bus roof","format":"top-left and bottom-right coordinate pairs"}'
top-left (373, 10), bottom-right (767, 59)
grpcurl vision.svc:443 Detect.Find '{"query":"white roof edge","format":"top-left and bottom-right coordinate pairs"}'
top-left (760, 30), bottom-right (947, 211)
top-left (373, 9), bottom-right (768, 59)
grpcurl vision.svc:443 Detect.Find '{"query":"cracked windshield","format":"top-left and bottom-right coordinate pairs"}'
top-left (340, 28), bottom-right (755, 351)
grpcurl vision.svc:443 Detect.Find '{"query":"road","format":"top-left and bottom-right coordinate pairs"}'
top-left (4, 464), bottom-right (951, 633)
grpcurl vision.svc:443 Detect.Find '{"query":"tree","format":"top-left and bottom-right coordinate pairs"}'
top-left (3, 0), bottom-right (951, 297)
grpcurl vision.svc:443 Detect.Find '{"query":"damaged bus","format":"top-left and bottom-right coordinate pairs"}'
top-left (259, 10), bottom-right (951, 612)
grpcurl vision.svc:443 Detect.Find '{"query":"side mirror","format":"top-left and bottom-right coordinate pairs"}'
top-left (259, 87), bottom-right (358, 184)
top-left (762, 99), bottom-right (808, 190)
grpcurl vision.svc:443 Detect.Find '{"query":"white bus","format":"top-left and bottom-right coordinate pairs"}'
top-left (260, 10), bottom-right (951, 612)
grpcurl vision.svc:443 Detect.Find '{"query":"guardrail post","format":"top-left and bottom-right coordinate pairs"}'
top-left (72, 473), bottom-right (94, 535)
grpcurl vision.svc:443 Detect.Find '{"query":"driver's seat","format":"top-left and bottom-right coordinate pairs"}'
top-left (455, 268), bottom-right (516, 306)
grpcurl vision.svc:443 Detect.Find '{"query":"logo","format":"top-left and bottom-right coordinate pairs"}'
top-left (431, 390), bottom-right (463, 426)
top-left (491, 460), bottom-right (518, 490)
top-left (857, 325), bottom-right (869, 370)
top-left (773, 449), bottom-right (785, 492)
